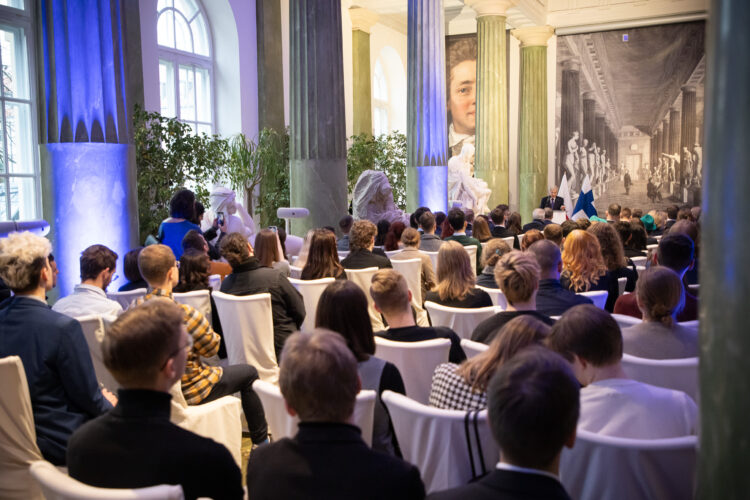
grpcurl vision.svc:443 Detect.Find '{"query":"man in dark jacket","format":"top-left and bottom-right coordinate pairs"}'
top-left (340, 219), bottom-right (392, 270)
top-left (220, 232), bottom-right (305, 358)
top-left (526, 240), bottom-right (592, 316)
top-left (443, 208), bottom-right (482, 274)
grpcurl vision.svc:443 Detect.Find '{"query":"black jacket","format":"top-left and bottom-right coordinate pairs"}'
top-left (221, 257), bottom-right (305, 358)
top-left (535, 279), bottom-right (593, 317)
top-left (428, 468), bottom-right (571, 500)
top-left (522, 219), bottom-right (546, 232)
top-left (490, 226), bottom-right (520, 249)
top-left (376, 326), bottom-right (467, 364)
top-left (340, 248), bottom-right (392, 270)
top-left (472, 310), bottom-right (555, 344)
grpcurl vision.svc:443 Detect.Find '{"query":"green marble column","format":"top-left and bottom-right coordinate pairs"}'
top-left (513, 26), bottom-right (554, 223)
top-left (349, 8), bottom-right (379, 136)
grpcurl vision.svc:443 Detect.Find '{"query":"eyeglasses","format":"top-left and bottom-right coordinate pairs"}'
top-left (160, 339), bottom-right (192, 369)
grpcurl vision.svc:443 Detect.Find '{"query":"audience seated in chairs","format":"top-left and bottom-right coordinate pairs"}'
top-left (52, 244), bottom-right (123, 318)
top-left (219, 232), bottom-right (305, 359)
top-left (471, 215), bottom-right (493, 243)
top-left (301, 228), bottom-right (346, 280)
top-left (621, 267), bottom-right (698, 359)
top-left (443, 208), bottom-right (483, 274)
top-left (158, 188), bottom-right (202, 260)
top-left (546, 304), bottom-right (697, 438)
top-left (255, 228), bottom-right (292, 277)
top-left (472, 251), bottom-right (554, 344)
top-left (118, 247), bottom-right (148, 291)
top-left (0, 231), bottom-right (114, 465)
top-left (134, 244), bottom-right (269, 445)
top-left (521, 229), bottom-right (544, 251)
top-left (615, 221), bottom-right (647, 258)
top-left (429, 315), bottom-right (550, 411)
top-left (341, 220), bottom-right (393, 270)
top-left (526, 240), bottom-right (593, 317)
top-left (428, 346), bottom-right (579, 500)
top-left (522, 208), bottom-right (547, 233)
top-left (384, 221), bottom-right (407, 252)
top-left (543, 224), bottom-right (564, 248)
top-left (418, 211), bottom-right (443, 252)
top-left (315, 280), bottom-right (405, 456)
top-left (425, 241), bottom-right (491, 308)
top-left (390, 228), bottom-right (437, 300)
top-left (66, 299), bottom-right (242, 500)
top-left (372, 269), bottom-right (466, 364)
top-left (490, 206), bottom-right (520, 249)
top-left (667, 220), bottom-right (700, 285)
top-left (560, 230), bottom-right (619, 312)
top-left (181, 229), bottom-right (233, 278)
top-left (475, 238), bottom-right (512, 289)
top-left (247, 329), bottom-right (425, 499)
top-left (588, 222), bottom-right (638, 293)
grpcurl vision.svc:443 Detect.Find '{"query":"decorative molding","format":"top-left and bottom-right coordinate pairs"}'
top-left (464, 0), bottom-right (519, 17)
top-left (512, 25), bottom-right (555, 46)
top-left (349, 7), bottom-right (380, 33)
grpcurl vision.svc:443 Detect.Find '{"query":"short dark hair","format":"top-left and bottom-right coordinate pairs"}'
top-left (80, 244), bottom-right (118, 281)
top-left (542, 224), bottom-right (563, 245)
top-left (543, 207), bottom-right (553, 220)
top-left (621, 207), bottom-right (632, 219)
top-left (487, 346), bottom-right (580, 469)
top-left (607, 203), bottom-right (621, 217)
top-left (182, 229), bottom-right (207, 253)
top-left (657, 234), bottom-right (695, 273)
top-left (123, 247), bottom-right (144, 283)
top-left (419, 211), bottom-right (436, 232)
top-left (339, 215), bottom-right (354, 233)
top-left (447, 208), bottom-right (465, 230)
top-left (434, 211), bottom-right (447, 227)
top-left (560, 219), bottom-right (579, 238)
top-left (546, 304), bottom-right (623, 366)
top-left (315, 280), bottom-right (375, 361)
top-left (666, 205), bottom-right (679, 219)
top-left (174, 250), bottom-right (210, 292)
top-left (490, 207), bottom-right (506, 225)
top-left (169, 188), bottom-right (196, 220)
top-left (632, 208), bottom-right (643, 219)
top-left (411, 206), bottom-right (430, 229)
top-left (219, 232), bottom-right (250, 268)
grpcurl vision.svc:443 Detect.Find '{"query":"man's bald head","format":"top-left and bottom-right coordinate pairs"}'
top-left (527, 239), bottom-right (562, 279)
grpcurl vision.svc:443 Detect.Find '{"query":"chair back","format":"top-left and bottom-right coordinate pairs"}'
top-left (77, 315), bottom-right (120, 393)
top-left (420, 250), bottom-right (439, 273)
top-left (611, 313), bottom-right (642, 330)
top-left (679, 320), bottom-right (699, 331)
top-left (207, 274), bottom-right (221, 290)
top-left (252, 380), bottom-right (376, 446)
top-left (578, 290), bottom-right (608, 309)
top-left (337, 250), bottom-right (349, 261)
top-left (289, 265), bottom-right (303, 279)
top-left (374, 337), bottom-right (450, 404)
top-left (502, 236), bottom-right (515, 247)
top-left (476, 286), bottom-right (508, 310)
top-left (385, 249), bottom-right (402, 258)
top-left (212, 292), bottom-right (279, 383)
top-left (424, 301), bottom-right (496, 340)
top-left (106, 288), bottom-right (147, 309)
top-left (345, 267), bottom-right (384, 331)
top-left (173, 290), bottom-right (212, 327)
top-left (460, 338), bottom-right (489, 358)
top-left (382, 391), bottom-right (499, 494)
top-left (287, 277), bottom-right (336, 331)
top-left (560, 429), bottom-right (697, 500)
top-left (390, 258), bottom-right (429, 326)
top-left (0, 356), bottom-right (44, 500)
top-left (621, 354), bottom-right (699, 401)
top-left (617, 277), bottom-right (627, 296)
top-left (29, 460), bottom-right (184, 500)
top-left (646, 243), bottom-right (659, 251)
top-left (463, 245), bottom-right (478, 277)
top-left (630, 256), bottom-right (648, 267)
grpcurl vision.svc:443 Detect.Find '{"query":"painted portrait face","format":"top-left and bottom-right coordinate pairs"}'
top-left (448, 59), bottom-right (476, 135)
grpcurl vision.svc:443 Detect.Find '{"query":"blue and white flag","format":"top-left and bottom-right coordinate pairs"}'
top-left (572, 175), bottom-right (597, 220)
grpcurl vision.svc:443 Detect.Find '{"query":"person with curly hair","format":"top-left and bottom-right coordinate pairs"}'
top-left (588, 222), bottom-right (637, 292)
top-left (340, 220), bottom-right (392, 270)
top-left (560, 230), bottom-right (619, 312)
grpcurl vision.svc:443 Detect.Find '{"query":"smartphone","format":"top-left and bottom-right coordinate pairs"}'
top-left (217, 211), bottom-right (225, 227)
top-left (268, 225), bottom-right (277, 233)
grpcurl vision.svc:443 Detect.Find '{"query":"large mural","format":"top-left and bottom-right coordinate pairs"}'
top-left (555, 21), bottom-right (706, 212)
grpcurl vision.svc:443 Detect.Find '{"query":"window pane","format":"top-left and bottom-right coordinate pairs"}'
top-left (174, 12), bottom-right (193, 53)
top-left (9, 176), bottom-right (34, 220)
top-left (0, 0), bottom-right (24, 9)
top-left (174, 0), bottom-right (198, 19)
top-left (191, 14), bottom-right (209, 56)
top-left (5, 101), bottom-right (32, 174)
top-left (157, 0), bottom-right (172, 11)
top-left (159, 60), bottom-right (176, 117)
top-left (184, 122), bottom-right (196, 136)
top-left (195, 66), bottom-right (210, 122)
top-left (179, 65), bottom-right (195, 121)
top-left (157, 10), bottom-right (175, 49)
top-left (196, 123), bottom-right (211, 136)
top-left (0, 180), bottom-right (6, 220)
top-left (0, 26), bottom-right (28, 99)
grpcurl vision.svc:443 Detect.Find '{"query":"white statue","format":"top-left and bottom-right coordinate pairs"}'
top-left (202, 184), bottom-right (256, 242)
top-left (352, 170), bottom-right (408, 225)
top-left (448, 143), bottom-right (491, 214)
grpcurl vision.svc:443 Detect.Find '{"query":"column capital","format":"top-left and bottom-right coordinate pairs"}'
top-left (349, 7), bottom-right (379, 33)
top-left (582, 91), bottom-right (597, 101)
top-left (681, 84), bottom-right (696, 93)
top-left (562, 58), bottom-right (580, 72)
top-left (511, 26), bottom-right (554, 47)
top-left (464, 0), bottom-right (518, 17)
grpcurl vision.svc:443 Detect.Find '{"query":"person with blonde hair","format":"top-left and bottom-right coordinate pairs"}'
top-left (424, 240), bottom-right (491, 308)
top-left (560, 229), bottom-right (619, 312)
top-left (471, 251), bottom-right (554, 344)
top-left (476, 238), bottom-right (512, 288)
top-left (390, 228), bottom-right (436, 300)
top-left (429, 315), bottom-right (551, 410)
top-left (621, 267), bottom-right (698, 359)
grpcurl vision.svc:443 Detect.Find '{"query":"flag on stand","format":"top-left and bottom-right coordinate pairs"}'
top-left (572, 175), bottom-right (597, 220)
top-left (559, 174), bottom-right (574, 220)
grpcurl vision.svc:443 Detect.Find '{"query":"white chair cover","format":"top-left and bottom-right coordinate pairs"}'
top-left (107, 288), bottom-right (147, 310)
top-left (420, 250), bottom-right (439, 274)
top-left (611, 313), bottom-right (642, 330)
top-left (289, 265), bottom-right (303, 279)
top-left (578, 290), bottom-right (608, 309)
top-left (212, 291), bottom-right (279, 383)
top-left (173, 290), bottom-right (212, 327)
top-left (287, 277), bottom-right (335, 332)
top-left (617, 277), bottom-right (627, 296)
top-left (679, 320), bottom-right (699, 331)
top-left (385, 249), bottom-right (402, 258)
top-left (630, 256), bottom-right (648, 267)
top-left (374, 337), bottom-right (450, 404)
top-left (560, 429), bottom-right (697, 500)
top-left (382, 391), bottom-right (499, 494)
top-left (390, 258), bottom-right (429, 327)
top-left (252, 380), bottom-right (376, 446)
top-left (337, 250), bottom-right (349, 261)
top-left (646, 244), bottom-right (659, 251)
top-left (502, 236), bottom-right (515, 247)
top-left (621, 354), bottom-right (699, 401)
top-left (29, 460), bottom-right (184, 500)
top-left (168, 382), bottom-right (243, 466)
top-left (345, 267), bottom-right (384, 331)
top-left (463, 245), bottom-right (478, 277)
top-left (424, 301), bottom-right (496, 340)
top-left (460, 338), bottom-right (489, 358)
top-left (0, 356), bottom-right (44, 500)
top-left (77, 315), bottom-right (120, 393)
top-left (207, 274), bottom-right (221, 290)
top-left (476, 286), bottom-right (508, 310)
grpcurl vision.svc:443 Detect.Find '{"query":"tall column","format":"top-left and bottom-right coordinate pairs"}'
top-left (655, 127), bottom-right (663, 163)
top-left (406, 0), bottom-right (448, 212)
top-left (38, 0), bottom-right (142, 298)
top-left (559, 58), bottom-right (581, 185)
top-left (582, 92), bottom-right (597, 146)
top-left (257, 0), bottom-right (285, 132)
top-left (350, 7), bottom-right (379, 136)
top-left (595, 113), bottom-right (605, 151)
top-left (512, 26), bottom-right (554, 222)
top-left (680, 85), bottom-right (697, 186)
top-left (662, 118), bottom-right (670, 158)
top-left (699, 0), bottom-right (750, 497)
top-left (289, 0), bottom-right (347, 234)
top-left (669, 106), bottom-right (681, 157)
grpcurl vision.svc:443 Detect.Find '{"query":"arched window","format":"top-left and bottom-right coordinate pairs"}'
top-left (157, 0), bottom-right (213, 134)
top-left (372, 60), bottom-right (389, 137)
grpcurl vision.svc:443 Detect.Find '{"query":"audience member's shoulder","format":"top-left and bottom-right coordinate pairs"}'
top-left (433, 326), bottom-right (460, 340)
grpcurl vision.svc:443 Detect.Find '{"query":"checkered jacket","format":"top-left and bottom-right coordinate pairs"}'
top-left (428, 362), bottom-right (487, 411)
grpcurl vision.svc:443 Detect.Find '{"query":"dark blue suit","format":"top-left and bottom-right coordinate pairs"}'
top-left (540, 196), bottom-right (565, 210)
top-left (535, 279), bottom-right (593, 317)
top-left (0, 296), bottom-right (112, 465)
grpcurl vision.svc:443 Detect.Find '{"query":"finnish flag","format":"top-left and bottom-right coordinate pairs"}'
top-left (572, 175), bottom-right (597, 221)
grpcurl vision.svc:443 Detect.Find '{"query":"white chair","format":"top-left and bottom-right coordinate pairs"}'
top-left (460, 338), bottom-right (488, 358)
top-left (617, 277), bottom-right (627, 296)
top-left (173, 290), bottom-right (212, 327)
top-left (480, 241), bottom-right (488, 251)
top-left (0, 356), bottom-right (44, 500)
top-left (476, 286), bottom-right (508, 310)
top-left (636, 265), bottom-right (647, 273)
top-left (621, 354), bottom-right (699, 401)
top-left (287, 277), bottom-right (335, 332)
top-left (29, 460), bottom-right (184, 500)
top-left (646, 243), bottom-right (659, 252)
top-left (107, 288), bottom-right (147, 309)
top-left (374, 337), bottom-right (450, 404)
top-left (337, 250), bottom-right (349, 260)
top-left (289, 265), bottom-right (303, 279)
top-left (578, 290), bottom-right (608, 309)
top-left (207, 274), bottom-right (221, 290)
top-left (77, 315), bottom-right (120, 393)
top-left (424, 301), bottom-right (496, 340)
top-left (611, 313), bottom-right (642, 330)
top-left (382, 391), bottom-right (499, 494)
top-left (502, 236), bottom-right (515, 248)
top-left (464, 245), bottom-right (478, 277)
top-left (679, 319), bottom-right (699, 331)
top-left (212, 291), bottom-right (279, 383)
top-left (252, 379), bottom-right (377, 446)
top-left (385, 249), bottom-right (402, 258)
top-left (390, 258), bottom-right (429, 326)
top-left (345, 267), bottom-right (384, 331)
top-left (420, 250), bottom-right (439, 274)
top-left (560, 429), bottom-right (697, 500)
top-left (630, 256), bottom-right (648, 267)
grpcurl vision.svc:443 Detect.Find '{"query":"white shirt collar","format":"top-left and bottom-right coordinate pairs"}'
top-left (496, 462), bottom-right (560, 482)
top-left (74, 283), bottom-right (107, 297)
top-left (453, 231), bottom-right (466, 236)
